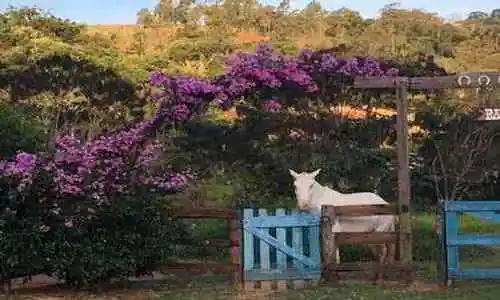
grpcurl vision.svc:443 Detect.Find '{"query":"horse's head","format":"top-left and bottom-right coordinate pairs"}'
top-left (289, 168), bottom-right (321, 211)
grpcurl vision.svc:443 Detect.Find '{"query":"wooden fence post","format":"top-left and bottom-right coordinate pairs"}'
top-left (395, 78), bottom-right (412, 265)
top-left (228, 216), bottom-right (241, 290)
top-left (320, 205), bottom-right (337, 284)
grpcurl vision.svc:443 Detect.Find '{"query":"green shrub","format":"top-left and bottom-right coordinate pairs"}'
top-left (0, 102), bottom-right (47, 157)
top-left (165, 37), bottom-right (234, 62)
top-left (269, 39), bottom-right (299, 55)
top-left (412, 220), bottom-right (440, 262)
top-left (0, 179), bottom-right (187, 287)
top-left (0, 207), bottom-right (49, 281)
top-left (175, 219), bottom-right (229, 261)
top-left (43, 195), bottom-right (186, 287)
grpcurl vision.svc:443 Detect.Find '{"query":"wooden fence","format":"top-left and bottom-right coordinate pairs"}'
top-left (240, 204), bottom-right (415, 292)
top-left (320, 204), bottom-right (415, 284)
top-left (165, 207), bottom-right (241, 282)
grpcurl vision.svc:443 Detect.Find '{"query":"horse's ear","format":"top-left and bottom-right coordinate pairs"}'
top-left (311, 168), bottom-right (321, 177)
top-left (289, 169), bottom-right (299, 178)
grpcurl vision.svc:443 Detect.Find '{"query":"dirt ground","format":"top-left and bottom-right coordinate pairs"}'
top-left (1, 271), bottom-right (182, 300)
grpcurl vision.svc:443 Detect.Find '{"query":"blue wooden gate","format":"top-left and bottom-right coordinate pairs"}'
top-left (440, 200), bottom-right (500, 284)
top-left (242, 208), bottom-right (321, 281)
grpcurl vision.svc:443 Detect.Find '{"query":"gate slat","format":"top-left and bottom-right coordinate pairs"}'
top-left (275, 209), bottom-right (288, 291)
top-left (243, 209), bottom-right (256, 291)
top-left (309, 215), bottom-right (321, 265)
top-left (258, 209), bottom-right (273, 290)
top-left (291, 210), bottom-right (305, 288)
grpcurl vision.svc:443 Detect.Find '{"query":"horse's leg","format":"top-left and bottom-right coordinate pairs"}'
top-left (375, 220), bottom-right (390, 284)
top-left (379, 244), bottom-right (388, 264)
top-left (374, 244), bottom-right (388, 284)
top-left (385, 215), bottom-right (397, 265)
top-left (377, 216), bottom-right (397, 283)
top-left (368, 244), bottom-right (379, 260)
top-left (333, 220), bottom-right (341, 264)
top-left (385, 242), bottom-right (396, 264)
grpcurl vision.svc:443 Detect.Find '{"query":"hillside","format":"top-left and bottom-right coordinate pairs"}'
top-left (84, 7), bottom-right (500, 74)
top-left (85, 24), bottom-right (180, 54)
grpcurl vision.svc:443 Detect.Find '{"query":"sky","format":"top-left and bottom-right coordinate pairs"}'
top-left (0, 0), bottom-right (498, 24)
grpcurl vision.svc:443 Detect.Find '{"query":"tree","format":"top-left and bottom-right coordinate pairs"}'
top-left (491, 8), bottom-right (500, 18)
top-left (277, 0), bottom-right (290, 14)
top-left (468, 11), bottom-right (488, 20)
top-left (155, 0), bottom-right (176, 23)
top-left (136, 8), bottom-right (158, 25)
top-left (174, 0), bottom-right (195, 24)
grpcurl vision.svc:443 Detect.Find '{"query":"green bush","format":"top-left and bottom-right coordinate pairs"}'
top-left (43, 195), bottom-right (186, 287)
top-left (0, 179), bottom-right (187, 287)
top-left (165, 37), bottom-right (235, 62)
top-left (174, 219), bottom-right (229, 260)
top-left (0, 102), bottom-right (47, 157)
top-left (412, 220), bottom-right (440, 262)
top-left (269, 39), bottom-right (299, 55)
top-left (0, 205), bottom-right (49, 281)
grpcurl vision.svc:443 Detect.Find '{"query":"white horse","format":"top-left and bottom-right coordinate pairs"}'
top-left (289, 168), bottom-right (397, 265)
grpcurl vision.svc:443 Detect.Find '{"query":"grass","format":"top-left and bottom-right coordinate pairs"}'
top-left (273, 283), bottom-right (500, 300)
top-left (154, 278), bottom-right (500, 300)
top-left (10, 279), bottom-right (496, 300)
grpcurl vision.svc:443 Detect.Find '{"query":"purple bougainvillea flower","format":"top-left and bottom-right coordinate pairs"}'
top-left (0, 42), bottom-right (399, 211)
top-left (262, 98), bottom-right (282, 113)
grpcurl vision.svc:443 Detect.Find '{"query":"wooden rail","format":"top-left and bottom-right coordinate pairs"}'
top-left (335, 232), bottom-right (410, 245)
top-left (161, 263), bottom-right (239, 275)
top-left (177, 238), bottom-right (240, 248)
top-left (354, 72), bottom-right (500, 89)
top-left (172, 207), bottom-right (236, 219)
top-left (326, 204), bottom-right (409, 216)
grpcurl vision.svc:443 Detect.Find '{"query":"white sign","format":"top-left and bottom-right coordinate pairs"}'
top-left (481, 108), bottom-right (500, 121)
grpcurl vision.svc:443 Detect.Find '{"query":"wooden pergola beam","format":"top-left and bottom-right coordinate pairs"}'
top-left (354, 72), bottom-right (500, 89)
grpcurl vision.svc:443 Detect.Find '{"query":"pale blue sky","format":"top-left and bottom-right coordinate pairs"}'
top-left (0, 0), bottom-right (498, 24)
